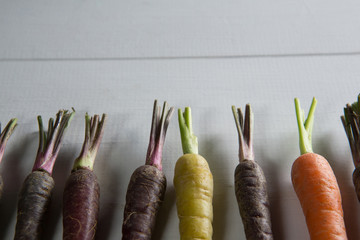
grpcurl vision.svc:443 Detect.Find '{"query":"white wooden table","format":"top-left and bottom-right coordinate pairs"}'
top-left (1, 0), bottom-right (360, 239)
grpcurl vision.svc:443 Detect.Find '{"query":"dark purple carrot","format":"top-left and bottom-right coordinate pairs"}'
top-left (0, 118), bottom-right (17, 199)
top-left (342, 94), bottom-right (360, 201)
top-left (122, 100), bottom-right (174, 240)
top-left (14, 110), bottom-right (74, 240)
top-left (232, 105), bottom-right (273, 240)
top-left (63, 113), bottom-right (106, 240)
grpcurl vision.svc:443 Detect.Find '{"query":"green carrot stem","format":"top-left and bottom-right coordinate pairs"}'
top-left (73, 113), bottom-right (107, 171)
top-left (232, 104), bottom-right (254, 161)
top-left (294, 97), bottom-right (317, 155)
top-left (178, 107), bottom-right (198, 155)
top-left (341, 94), bottom-right (360, 168)
top-left (33, 109), bottom-right (75, 174)
top-left (0, 118), bottom-right (17, 163)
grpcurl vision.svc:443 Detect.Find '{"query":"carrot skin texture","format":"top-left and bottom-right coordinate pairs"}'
top-left (235, 160), bottom-right (273, 240)
top-left (122, 165), bottom-right (166, 240)
top-left (14, 170), bottom-right (55, 240)
top-left (63, 168), bottom-right (100, 240)
top-left (174, 153), bottom-right (213, 240)
top-left (291, 153), bottom-right (347, 240)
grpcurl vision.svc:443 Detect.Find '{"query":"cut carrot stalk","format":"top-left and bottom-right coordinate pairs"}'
top-left (341, 94), bottom-right (360, 201)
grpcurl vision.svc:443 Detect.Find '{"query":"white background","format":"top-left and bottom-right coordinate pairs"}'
top-left (1, 0), bottom-right (360, 239)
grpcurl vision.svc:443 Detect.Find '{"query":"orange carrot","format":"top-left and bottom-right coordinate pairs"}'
top-left (291, 98), bottom-right (347, 240)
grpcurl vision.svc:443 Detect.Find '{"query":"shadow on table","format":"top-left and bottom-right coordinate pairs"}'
top-left (257, 133), bottom-right (299, 240)
top-left (152, 185), bottom-right (176, 240)
top-left (0, 133), bottom-right (36, 239)
top-left (258, 149), bottom-right (286, 240)
top-left (42, 147), bottom-right (77, 240)
top-left (95, 126), bottom-right (145, 240)
top-left (202, 137), bottom-right (229, 240)
top-left (95, 165), bottom-right (121, 240)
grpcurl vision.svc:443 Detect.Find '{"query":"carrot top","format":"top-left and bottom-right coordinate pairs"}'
top-left (232, 104), bottom-right (254, 162)
top-left (294, 97), bottom-right (317, 155)
top-left (341, 94), bottom-right (360, 168)
top-left (72, 113), bottom-right (107, 171)
top-left (0, 118), bottom-right (17, 163)
top-left (32, 109), bottom-right (75, 174)
top-left (178, 107), bottom-right (198, 155)
top-left (145, 100), bottom-right (174, 171)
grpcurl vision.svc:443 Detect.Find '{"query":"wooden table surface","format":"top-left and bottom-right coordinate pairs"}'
top-left (1, 0), bottom-right (360, 239)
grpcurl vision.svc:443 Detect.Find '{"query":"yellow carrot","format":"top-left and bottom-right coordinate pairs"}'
top-left (174, 107), bottom-right (213, 240)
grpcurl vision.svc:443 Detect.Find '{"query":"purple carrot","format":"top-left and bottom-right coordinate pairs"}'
top-left (0, 118), bottom-right (17, 199)
top-left (122, 100), bottom-right (174, 240)
top-left (14, 110), bottom-right (74, 240)
top-left (232, 105), bottom-right (273, 240)
top-left (63, 113), bottom-right (107, 240)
